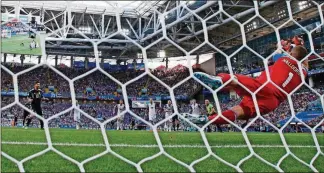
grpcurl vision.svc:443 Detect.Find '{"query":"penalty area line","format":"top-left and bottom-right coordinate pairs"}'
top-left (1, 141), bottom-right (322, 148)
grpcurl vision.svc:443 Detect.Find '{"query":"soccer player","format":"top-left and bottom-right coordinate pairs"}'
top-left (22, 108), bottom-right (29, 128)
top-left (114, 100), bottom-right (125, 131)
top-left (25, 81), bottom-right (48, 129)
top-left (205, 99), bottom-right (223, 132)
top-left (164, 100), bottom-right (173, 131)
top-left (30, 39), bottom-right (36, 50)
top-left (190, 99), bottom-right (200, 117)
top-left (172, 114), bottom-right (180, 131)
top-left (148, 98), bottom-right (156, 126)
top-left (130, 117), bottom-right (136, 130)
top-left (193, 46), bottom-right (308, 126)
top-left (71, 100), bottom-right (81, 130)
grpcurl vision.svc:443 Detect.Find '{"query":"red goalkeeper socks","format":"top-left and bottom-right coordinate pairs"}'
top-left (208, 110), bottom-right (237, 124)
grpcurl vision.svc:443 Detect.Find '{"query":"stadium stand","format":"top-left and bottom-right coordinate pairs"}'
top-left (1, 12), bottom-right (324, 131)
top-left (1, 63), bottom-right (323, 131)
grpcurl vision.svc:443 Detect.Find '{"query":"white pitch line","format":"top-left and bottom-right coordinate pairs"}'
top-left (1, 141), bottom-right (323, 148)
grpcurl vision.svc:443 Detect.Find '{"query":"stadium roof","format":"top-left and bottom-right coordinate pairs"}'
top-left (4, 53), bottom-right (214, 69)
top-left (1, 1), bottom-right (322, 67)
top-left (1, 1), bottom-right (164, 17)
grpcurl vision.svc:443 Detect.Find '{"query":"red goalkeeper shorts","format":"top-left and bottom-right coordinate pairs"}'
top-left (219, 73), bottom-right (283, 118)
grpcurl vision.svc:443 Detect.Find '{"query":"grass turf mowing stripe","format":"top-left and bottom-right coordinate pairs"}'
top-left (2, 141), bottom-right (322, 148)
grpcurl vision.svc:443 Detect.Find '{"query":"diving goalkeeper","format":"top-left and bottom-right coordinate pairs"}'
top-left (192, 45), bottom-right (308, 125)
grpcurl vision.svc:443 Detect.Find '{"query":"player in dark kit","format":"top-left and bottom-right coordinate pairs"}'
top-left (172, 114), bottom-right (180, 131)
top-left (24, 81), bottom-right (48, 129)
top-left (22, 102), bottom-right (32, 127)
top-left (192, 45), bottom-right (308, 125)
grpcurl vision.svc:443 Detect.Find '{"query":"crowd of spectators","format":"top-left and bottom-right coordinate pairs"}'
top-left (308, 115), bottom-right (324, 126)
top-left (232, 62), bottom-right (264, 75)
top-left (216, 62), bottom-right (264, 75)
top-left (1, 91), bottom-right (323, 132)
top-left (1, 63), bottom-right (323, 132)
top-left (2, 22), bottom-right (30, 35)
top-left (1, 64), bottom-right (200, 99)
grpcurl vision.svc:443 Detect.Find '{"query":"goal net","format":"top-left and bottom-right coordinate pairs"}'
top-left (1, 1), bottom-right (324, 172)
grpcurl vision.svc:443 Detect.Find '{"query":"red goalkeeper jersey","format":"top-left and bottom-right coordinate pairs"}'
top-left (257, 56), bottom-right (308, 101)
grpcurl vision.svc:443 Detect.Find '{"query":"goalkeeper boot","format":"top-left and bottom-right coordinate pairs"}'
top-left (194, 72), bottom-right (223, 90)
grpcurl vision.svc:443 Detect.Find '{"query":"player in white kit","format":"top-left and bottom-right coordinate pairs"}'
top-left (190, 99), bottom-right (200, 117)
top-left (148, 98), bottom-right (156, 125)
top-left (114, 100), bottom-right (125, 130)
top-left (164, 100), bottom-right (173, 131)
top-left (72, 101), bottom-right (81, 130)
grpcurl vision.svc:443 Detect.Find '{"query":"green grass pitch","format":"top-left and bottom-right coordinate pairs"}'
top-left (1, 35), bottom-right (42, 55)
top-left (1, 127), bottom-right (324, 172)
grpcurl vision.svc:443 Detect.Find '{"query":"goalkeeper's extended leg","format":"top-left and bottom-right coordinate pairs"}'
top-left (190, 106), bottom-right (243, 125)
top-left (193, 72), bottom-right (283, 126)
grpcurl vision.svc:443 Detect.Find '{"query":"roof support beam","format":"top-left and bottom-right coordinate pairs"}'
top-left (161, 0), bottom-right (278, 49)
top-left (43, 10), bottom-right (65, 25)
top-left (104, 17), bottom-right (111, 37)
top-left (126, 18), bottom-right (139, 39)
top-left (141, 1), bottom-right (218, 42)
top-left (51, 11), bottom-right (63, 36)
top-left (139, 17), bottom-right (142, 39)
top-left (46, 38), bottom-right (134, 43)
top-left (101, 13), bottom-right (105, 37)
top-left (142, 14), bottom-right (154, 35)
top-left (77, 8), bottom-right (87, 27)
top-left (163, 1), bottom-right (171, 13)
top-left (90, 15), bottom-right (102, 38)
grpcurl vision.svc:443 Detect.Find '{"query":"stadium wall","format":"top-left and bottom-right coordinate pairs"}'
top-left (200, 53), bottom-right (216, 75)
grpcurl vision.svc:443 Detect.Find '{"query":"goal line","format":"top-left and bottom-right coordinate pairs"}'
top-left (2, 141), bottom-right (321, 148)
